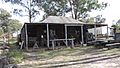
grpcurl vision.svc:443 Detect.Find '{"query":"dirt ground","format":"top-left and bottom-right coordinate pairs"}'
top-left (18, 46), bottom-right (120, 68)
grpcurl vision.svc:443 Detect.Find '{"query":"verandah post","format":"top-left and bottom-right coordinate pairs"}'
top-left (25, 24), bottom-right (28, 51)
top-left (47, 24), bottom-right (50, 48)
top-left (81, 25), bottom-right (84, 44)
top-left (65, 24), bottom-right (68, 47)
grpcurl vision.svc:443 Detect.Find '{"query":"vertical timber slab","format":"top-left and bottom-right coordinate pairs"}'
top-left (25, 24), bottom-right (28, 51)
top-left (47, 24), bottom-right (50, 48)
top-left (65, 25), bottom-right (68, 47)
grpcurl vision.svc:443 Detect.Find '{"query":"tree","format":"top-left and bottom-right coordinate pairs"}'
top-left (79, 15), bottom-right (106, 23)
top-left (36, 0), bottom-right (107, 20)
top-left (111, 24), bottom-right (120, 33)
top-left (7, 19), bottom-right (22, 33)
top-left (0, 28), bottom-right (4, 36)
top-left (0, 8), bottom-right (22, 35)
top-left (4, 0), bottom-right (107, 21)
top-left (86, 17), bottom-right (94, 23)
top-left (0, 8), bottom-right (11, 33)
top-left (94, 15), bottom-right (106, 23)
top-left (4, 0), bottom-right (40, 23)
top-left (37, 0), bottom-right (68, 16)
top-left (68, 0), bottom-right (107, 19)
top-left (4, 0), bottom-right (69, 20)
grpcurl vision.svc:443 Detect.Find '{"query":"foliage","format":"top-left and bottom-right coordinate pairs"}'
top-left (37, 0), bottom-right (68, 16)
top-left (8, 38), bottom-right (17, 46)
top-left (37, 0), bottom-right (107, 20)
top-left (6, 49), bottom-right (24, 63)
top-left (111, 24), bottom-right (120, 33)
top-left (0, 8), bottom-right (11, 33)
top-left (1, 39), bottom-right (24, 64)
top-left (94, 15), bottom-right (106, 23)
top-left (86, 17), bottom-right (95, 23)
top-left (0, 8), bottom-right (11, 20)
top-left (85, 15), bottom-right (106, 23)
top-left (0, 28), bottom-right (4, 36)
top-left (3, 0), bottom-right (107, 21)
top-left (111, 25), bottom-right (115, 28)
top-left (0, 8), bottom-right (22, 37)
top-left (7, 19), bottom-right (22, 33)
top-left (68, 0), bottom-right (99, 19)
top-left (4, 0), bottom-right (40, 23)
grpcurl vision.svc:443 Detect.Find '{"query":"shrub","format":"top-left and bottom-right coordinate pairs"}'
top-left (6, 50), bottom-right (24, 63)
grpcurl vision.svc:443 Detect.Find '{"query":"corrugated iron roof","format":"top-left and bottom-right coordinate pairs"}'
top-left (41, 16), bottom-right (107, 27)
top-left (41, 16), bottom-right (83, 24)
top-left (23, 16), bottom-right (107, 28)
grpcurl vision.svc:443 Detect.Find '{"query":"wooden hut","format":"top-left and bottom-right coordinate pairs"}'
top-left (20, 16), bottom-right (108, 50)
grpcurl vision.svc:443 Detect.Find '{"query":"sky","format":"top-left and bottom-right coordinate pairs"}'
top-left (0, 0), bottom-right (44, 24)
top-left (0, 0), bottom-right (120, 27)
top-left (90, 0), bottom-right (120, 26)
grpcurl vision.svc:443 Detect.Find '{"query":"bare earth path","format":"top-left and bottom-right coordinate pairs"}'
top-left (18, 46), bottom-right (120, 68)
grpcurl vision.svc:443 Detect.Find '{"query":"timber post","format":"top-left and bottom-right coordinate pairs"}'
top-left (47, 24), bottom-right (50, 48)
top-left (65, 24), bottom-right (68, 47)
top-left (81, 25), bottom-right (84, 45)
top-left (25, 24), bottom-right (28, 51)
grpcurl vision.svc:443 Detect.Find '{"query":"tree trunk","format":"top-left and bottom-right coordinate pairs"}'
top-left (74, 11), bottom-right (78, 20)
top-left (29, 0), bottom-right (32, 23)
top-left (69, 0), bottom-right (78, 20)
top-left (29, 10), bottom-right (32, 23)
top-left (68, 0), bottom-right (74, 19)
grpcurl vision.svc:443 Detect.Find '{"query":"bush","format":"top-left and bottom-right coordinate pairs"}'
top-left (9, 38), bottom-right (17, 46)
top-left (6, 50), bottom-right (24, 63)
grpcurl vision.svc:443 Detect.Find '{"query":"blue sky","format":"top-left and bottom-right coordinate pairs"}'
top-left (0, 0), bottom-right (120, 27)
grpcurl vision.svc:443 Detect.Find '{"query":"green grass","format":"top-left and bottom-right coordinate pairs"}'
top-left (36, 46), bottom-right (120, 60)
top-left (1, 37), bottom-right (24, 63)
top-left (0, 38), bottom-right (24, 64)
top-left (2, 43), bottom-right (120, 64)
top-left (36, 46), bottom-right (95, 59)
top-left (6, 49), bottom-right (24, 63)
top-left (1, 49), bottom-right (24, 64)
top-left (8, 38), bottom-right (17, 46)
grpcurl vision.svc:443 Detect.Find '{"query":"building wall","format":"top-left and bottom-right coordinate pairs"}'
top-left (88, 27), bottom-right (102, 35)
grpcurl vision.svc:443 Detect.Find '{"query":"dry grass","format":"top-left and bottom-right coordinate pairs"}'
top-left (17, 46), bottom-right (120, 68)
